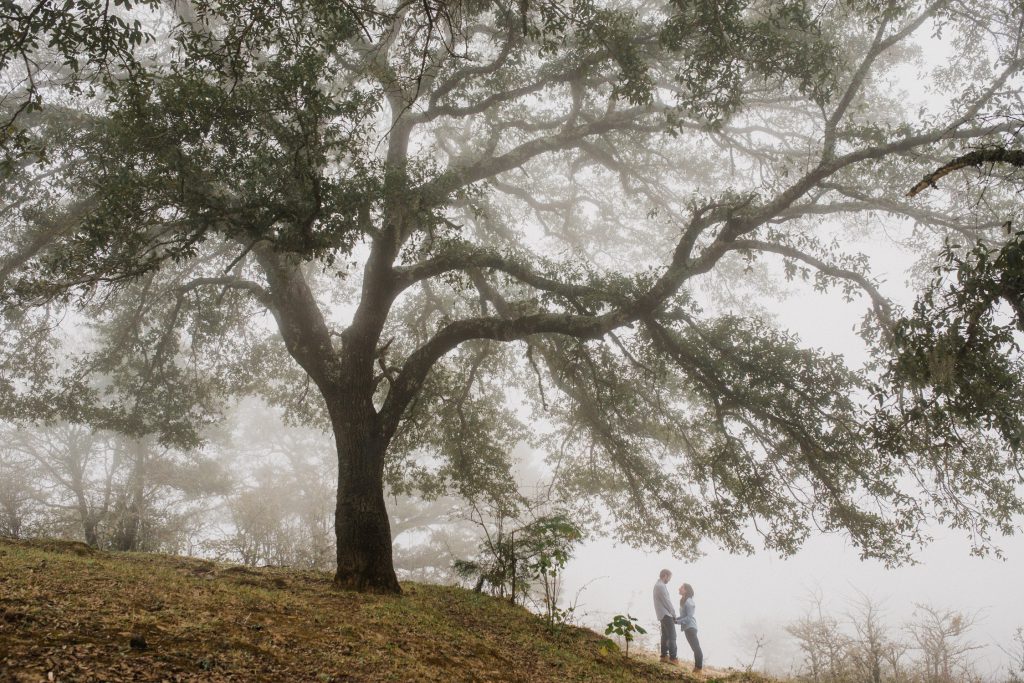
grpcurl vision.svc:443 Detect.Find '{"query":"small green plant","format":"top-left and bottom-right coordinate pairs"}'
top-left (454, 509), bottom-right (582, 623)
top-left (544, 603), bottom-right (577, 631)
top-left (605, 613), bottom-right (646, 659)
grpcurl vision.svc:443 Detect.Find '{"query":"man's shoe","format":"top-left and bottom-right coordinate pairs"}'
top-left (669, 658), bottom-right (680, 665)
top-left (659, 655), bottom-right (668, 663)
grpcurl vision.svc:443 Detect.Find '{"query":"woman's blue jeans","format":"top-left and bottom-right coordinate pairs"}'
top-left (684, 627), bottom-right (703, 669)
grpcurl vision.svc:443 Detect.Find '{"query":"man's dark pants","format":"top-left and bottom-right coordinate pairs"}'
top-left (660, 615), bottom-right (677, 659)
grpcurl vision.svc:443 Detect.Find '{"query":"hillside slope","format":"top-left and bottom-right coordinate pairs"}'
top-left (0, 539), bottom-right (765, 682)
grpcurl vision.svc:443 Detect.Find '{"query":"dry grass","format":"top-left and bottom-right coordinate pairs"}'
top-left (0, 538), bottom-right (773, 682)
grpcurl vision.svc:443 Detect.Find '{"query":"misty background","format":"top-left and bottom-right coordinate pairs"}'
top-left (3, 1), bottom-right (1024, 681)
top-left (4, 193), bottom-right (1023, 679)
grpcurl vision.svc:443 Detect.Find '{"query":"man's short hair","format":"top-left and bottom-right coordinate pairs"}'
top-left (659, 568), bottom-right (672, 580)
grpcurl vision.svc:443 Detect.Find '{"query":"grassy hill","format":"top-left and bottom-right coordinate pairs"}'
top-left (0, 538), bottom-right (768, 682)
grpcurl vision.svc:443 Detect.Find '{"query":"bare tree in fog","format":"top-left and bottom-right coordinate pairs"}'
top-left (788, 590), bottom-right (855, 683)
top-left (3, 0), bottom-right (1024, 594)
top-left (0, 421), bottom-right (226, 551)
top-left (1003, 628), bottom-right (1024, 683)
top-left (845, 592), bottom-right (910, 683)
top-left (5, 423), bottom-right (121, 547)
top-left (785, 594), bottom-right (992, 683)
top-left (906, 605), bottom-right (984, 683)
top-left (0, 442), bottom-right (38, 538)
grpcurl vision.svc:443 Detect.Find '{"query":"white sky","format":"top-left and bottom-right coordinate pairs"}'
top-left (558, 236), bottom-right (1024, 678)
top-left (563, 525), bottom-right (1024, 677)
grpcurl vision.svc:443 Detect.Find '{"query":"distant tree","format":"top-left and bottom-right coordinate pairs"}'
top-left (731, 622), bottom-right (779, 674)
top-left (3, 0), bottom-right (1024, 593)
top-left (5, 423), bottom-right (120, 546)
top-left (0, 267), bottom-right (231, 550)
top-left (787, 590), bottom-right (915, 683)
top-left (788, 591), bottom-right (854, 683)
top-left (1003, 627), bottom-right (1024, 683)
top-left (220, 478), bottom-right (324, 567)
top-left (207, 405), bottom-right (338, 568)
top-left (0, 443), bottom-right (37, 538)
top-left (905, 604), bottom-right (983, 683)
top-left (1, 421), bottom-right (225, 550)
top-left (845, 593), bottom-right (909, 683)
top-left (389, 493), bottom-right (480, 583)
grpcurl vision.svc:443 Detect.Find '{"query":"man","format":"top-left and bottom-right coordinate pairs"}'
top-left (653, 568), bottom-right (677, 663)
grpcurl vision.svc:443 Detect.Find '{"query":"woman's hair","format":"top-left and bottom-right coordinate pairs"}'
top-left (682, 583), bottom-right (694, 599)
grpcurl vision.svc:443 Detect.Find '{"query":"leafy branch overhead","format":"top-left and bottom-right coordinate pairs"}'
top-left (884, 148), bottom-right (1024, 526)
top-left (2, 0), bottom-right (1024, 591)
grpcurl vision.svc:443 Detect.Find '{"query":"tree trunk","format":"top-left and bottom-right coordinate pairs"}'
top-left (254, 245), bottom-right (402, 593)
top-left (2, 501), bottom-right (21, 538)
top-left (82, 515), bottom-right (99, 547)
top-left (113, 439), bottom-right (146, 552)
top-left (331, 412), bottom-right (401, 593)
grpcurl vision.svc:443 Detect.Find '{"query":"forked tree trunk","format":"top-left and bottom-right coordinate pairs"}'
top-left (256, 245), bottom-right (403, 593)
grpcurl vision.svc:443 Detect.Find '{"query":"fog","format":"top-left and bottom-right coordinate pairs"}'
top-left (539, 231), bottom-right (1024, 676)
top-left (561, 277), bottom-right (1024, 678)
top-left (3, 1), bottom-right (1024, 681)
top-left (565, 525), bottom-right (1024, 677)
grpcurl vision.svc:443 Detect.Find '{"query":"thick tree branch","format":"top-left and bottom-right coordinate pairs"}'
top-left (907, 147), bottom-right (1024, 196)
top-left (394, 243), bottom-right (626, 304)
top-left (420, 108), bottom-right (656, 202)
top-left (176, 276), bottom-right (272, 308)
top-left (252, 246), bottom-right (340, 388)
top-left (389, 121), bottom-right (1024, 438)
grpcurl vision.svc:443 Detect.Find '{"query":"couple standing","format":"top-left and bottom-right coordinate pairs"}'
top-left (653, 568), bottom-right (703, 672)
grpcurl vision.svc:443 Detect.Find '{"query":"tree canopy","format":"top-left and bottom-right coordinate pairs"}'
top-left (2, 0), bottom-right (1023, 591)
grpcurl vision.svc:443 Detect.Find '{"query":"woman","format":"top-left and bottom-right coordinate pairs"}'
top-left (677, 582), bottom-right (703, 672)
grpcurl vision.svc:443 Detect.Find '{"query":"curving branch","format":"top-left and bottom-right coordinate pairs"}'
top-left (391, 121), bottom-right (1024, 439)
top-left (176, 276), bottom-right (272, 308)
top-left (810, 183), bottom-right (1005, 233)
top-left (425, 13), bottom-right (518, 111)
top-left (693, 122), bottom-right (1024, 267)
top-left (420, 108), bottom-right (657, 202)
top-left (907, 147), bottom-right (1024, 197)
top-left (394, 243), bottom-right (626, 304)
top-left (725, 239), bottom-right (894, 329)
top-left (823, 0), bottom-right (949, 159)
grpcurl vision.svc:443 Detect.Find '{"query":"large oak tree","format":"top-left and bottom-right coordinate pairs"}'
top-left (2, 0), bottom-right (1024, 592)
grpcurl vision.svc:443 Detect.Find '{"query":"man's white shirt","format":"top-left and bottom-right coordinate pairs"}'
top-left (653, 580), bottom-right (676, 621)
